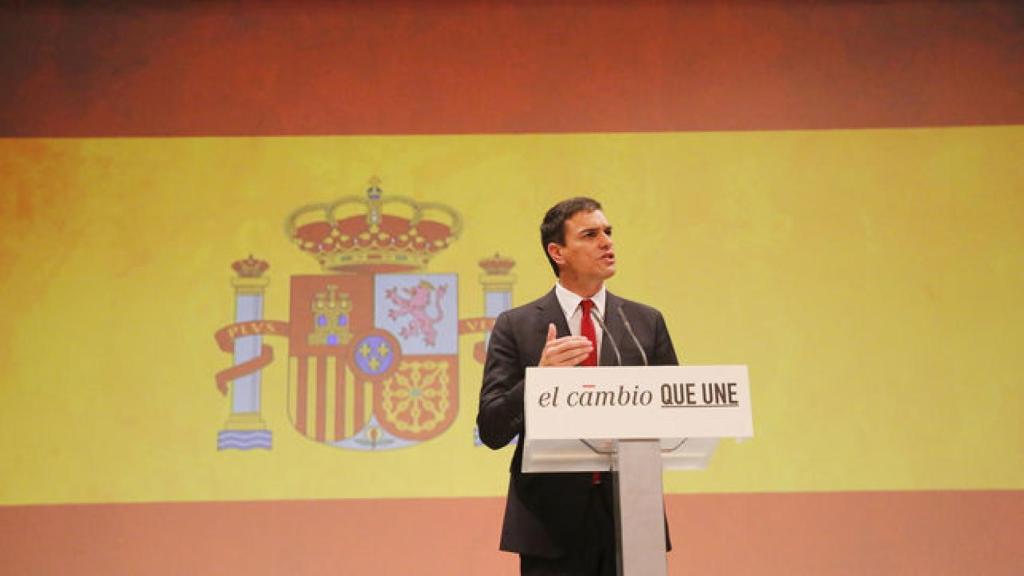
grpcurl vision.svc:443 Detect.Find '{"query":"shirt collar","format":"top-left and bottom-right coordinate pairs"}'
top-left (554, 282), bottom-right (607, 320)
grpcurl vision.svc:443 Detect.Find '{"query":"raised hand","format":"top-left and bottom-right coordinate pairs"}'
top-left (538, 323), bottom-right (593, 367)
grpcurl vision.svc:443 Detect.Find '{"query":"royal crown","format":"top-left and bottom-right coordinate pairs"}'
top-left (478, 252), bottom-right (516, 276)
top-left (286, 178), bottom-right (462, 273)
top-left (232, 255), bottom-right (269, 278)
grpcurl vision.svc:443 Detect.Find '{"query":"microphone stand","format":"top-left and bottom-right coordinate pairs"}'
top-left (616, 306), bottom-right (648, 366)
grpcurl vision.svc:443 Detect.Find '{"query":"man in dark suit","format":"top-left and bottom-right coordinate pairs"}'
top-left (477, 197), bottom-right (678, 575)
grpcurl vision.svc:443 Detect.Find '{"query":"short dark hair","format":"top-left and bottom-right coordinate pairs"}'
top-left (540, 197), bottom-right (603, 276)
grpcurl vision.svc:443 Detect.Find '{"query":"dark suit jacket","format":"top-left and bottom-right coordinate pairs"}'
top-left (477, 288), bottom-right (678, 558)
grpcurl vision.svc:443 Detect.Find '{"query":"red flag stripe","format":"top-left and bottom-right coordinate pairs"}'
top-left (315, 357), bottom-right (327, 443)
top-left (334, 358), bottom-right (345, 442)
top-left (1, 492), bottom-right (1020, 575)
top-left (295, 357), bottom-right (308, 435)
top-left (2, 2), bottom-right (1021, 137)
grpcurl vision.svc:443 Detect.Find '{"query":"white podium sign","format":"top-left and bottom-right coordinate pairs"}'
top-left (523, 365), bottom-right (752, 473)
top-left (525, 365), bottom-right (753, 441)
top-left (521, 364), bottom-right (754, 576)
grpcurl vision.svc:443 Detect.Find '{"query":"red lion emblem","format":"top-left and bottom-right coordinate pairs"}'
top-left (385, 280), bottom-right (448, 347)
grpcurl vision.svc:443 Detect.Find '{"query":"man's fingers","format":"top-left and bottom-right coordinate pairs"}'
top-left (539, 334), bottom-right (594, 367)
top-left (561, 348), bottom-right (592, 366)
top-left (546, 323), bottom-right (556, 343)
top-left (543, 338), bottom-right (593, 366)
top-left (545, 337), bottom-right (591, 355)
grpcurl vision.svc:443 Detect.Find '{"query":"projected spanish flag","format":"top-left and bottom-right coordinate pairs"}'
top-left (1, 3), bottom-right (1022, 575)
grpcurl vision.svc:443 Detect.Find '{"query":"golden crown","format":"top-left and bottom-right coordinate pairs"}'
top-left (478, 252), bottom-right (516, 276)
top-left (285, 178), bottom-right (462, 273)
top-left (232, 255), bottom-right (269, 278)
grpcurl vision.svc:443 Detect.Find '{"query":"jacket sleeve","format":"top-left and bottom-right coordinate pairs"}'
top-left (477, 311), bottom-right (527, 449)
top-left (652, 310), bottom-right (679, 366)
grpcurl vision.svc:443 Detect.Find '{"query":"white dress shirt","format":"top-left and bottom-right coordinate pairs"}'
top-left (553, 282), bottom-right (606, 364)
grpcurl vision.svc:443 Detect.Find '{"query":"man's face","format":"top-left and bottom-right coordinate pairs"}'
top-left (550, 209), bottom-right (616, 283)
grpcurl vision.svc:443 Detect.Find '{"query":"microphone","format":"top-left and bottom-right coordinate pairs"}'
top-left (616, 306), bottom-right (648, 366)
top-left (588, 306), bottom-right (622, 366)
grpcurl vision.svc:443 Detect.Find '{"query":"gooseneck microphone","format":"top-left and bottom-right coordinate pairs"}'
top-left (588, 306), bottom-right (622, 366)
top-left (616, 306), bottom-right (648, 366)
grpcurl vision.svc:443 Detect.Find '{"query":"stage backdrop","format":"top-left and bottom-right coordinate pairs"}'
top-left (1, 2), bottom-right (1022, 575)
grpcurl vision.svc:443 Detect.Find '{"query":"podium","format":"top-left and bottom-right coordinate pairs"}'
top-left (523, 365), bottom-right (753, 576)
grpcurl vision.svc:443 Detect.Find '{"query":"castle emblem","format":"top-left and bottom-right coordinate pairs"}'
top-left (213, 179), bottom-right (517, 452)
top-left (308, 285), bottom-right (354, 347)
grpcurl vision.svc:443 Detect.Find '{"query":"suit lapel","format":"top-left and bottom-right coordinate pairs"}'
top-left (535, 288), bottom-right (571, 339)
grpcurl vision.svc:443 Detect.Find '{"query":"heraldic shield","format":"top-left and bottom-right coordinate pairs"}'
top-left (287, 273), bottom-right (459, 451)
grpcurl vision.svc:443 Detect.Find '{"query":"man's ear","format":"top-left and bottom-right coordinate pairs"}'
top-left (546, 242), bottom-right (564, 267)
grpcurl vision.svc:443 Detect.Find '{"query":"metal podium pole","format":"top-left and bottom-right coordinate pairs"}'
top-left (615, 439), bottom-right (668, 576)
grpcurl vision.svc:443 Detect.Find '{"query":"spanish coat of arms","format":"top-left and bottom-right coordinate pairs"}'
top-left (213, 179), bottom-right (517, 451)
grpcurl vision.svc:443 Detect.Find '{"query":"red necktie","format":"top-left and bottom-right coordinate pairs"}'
top-left (580, 299), bottom-right (598, 367)
top-left (580, 299), bottom-right (602, 485)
